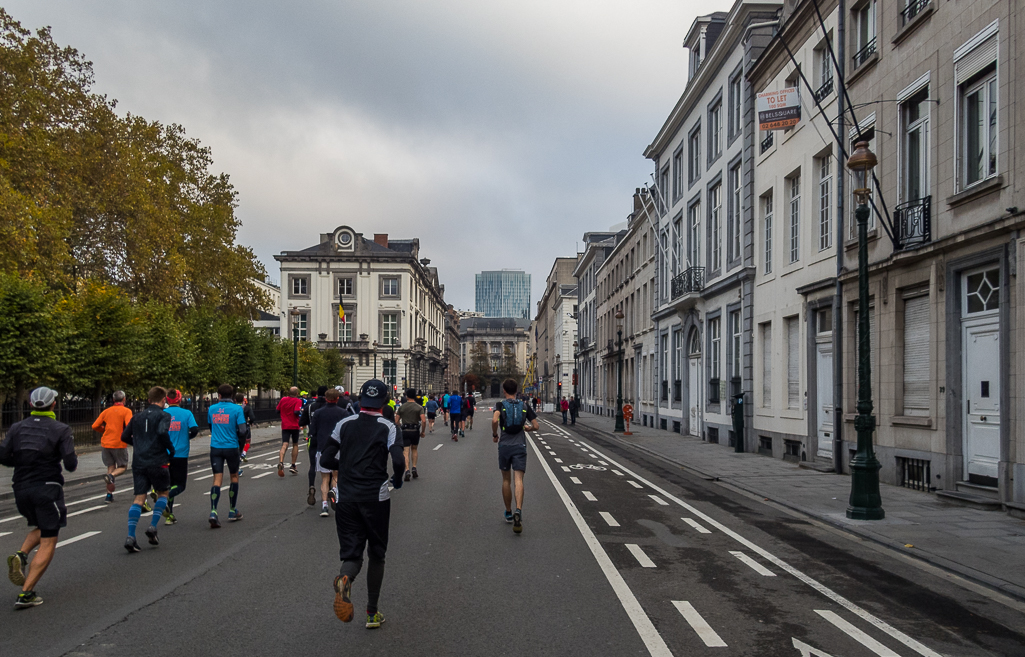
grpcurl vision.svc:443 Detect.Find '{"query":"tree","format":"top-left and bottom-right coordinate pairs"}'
top-left (502, 345), bottom-right (520, 378)
top-left (322, 349), bottom-right (347, 388)
top-left (469, 342), bottom-right (491, 378)
top-left (0, 275), bottom-right (63, 415)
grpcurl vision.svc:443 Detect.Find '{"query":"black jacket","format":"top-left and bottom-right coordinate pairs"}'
top-left (320, 412), bottom-right (404, 500)
top-left (309, 402), bottom-right (350, 449)
top-left (0, 415), bottom-right (78, 491)
top-left (300, 396), bottom-right (327, 429)
top-left (122, 404), bottom-right (174, 468)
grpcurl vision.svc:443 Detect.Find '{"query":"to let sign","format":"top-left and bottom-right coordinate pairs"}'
top-left (757, 88), bottom-right (801, 131)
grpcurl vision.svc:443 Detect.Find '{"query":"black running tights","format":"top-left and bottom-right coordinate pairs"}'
top-left (340, 558), bottom-right (385, 615)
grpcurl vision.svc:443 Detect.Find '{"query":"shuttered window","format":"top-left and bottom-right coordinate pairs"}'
top-left (761, 323), bottom-right (772, 407)
top-left (786, 317), bottom-right (800, 408)
top-left (954, 33), bottom-right (998, 86)
top-left (903, 295), bottom-right (930, 415)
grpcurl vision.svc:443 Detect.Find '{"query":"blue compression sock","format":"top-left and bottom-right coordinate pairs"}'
top-left (229, 482), bottom-right (239, 512)
top-left (210, 486), bottom-right (221, 511)
top-left (127, 504), bottom-right (142, 538)
top-left (150, 497), bottom-right (168, 528)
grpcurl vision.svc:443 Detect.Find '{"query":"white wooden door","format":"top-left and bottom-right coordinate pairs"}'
top-left (815, 341), bottom-right (834, 458)
top-left (688, 356), bottom-right (700, 436)
top-left (963, 318), bottom-right (1000, 483)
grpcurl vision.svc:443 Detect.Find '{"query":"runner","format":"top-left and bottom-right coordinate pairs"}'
top-left (448, 390), bottom-right (463, 441)
top-left (310, 388), bottom-right (348, 517)
top-left (207, 384), bottom-right (247, 528)
top-left (276, 387), bottom-right (303, 477)
top-left (1, 387), bottom-right (77, 609)
top-left (320, 379), bottom-right (405, 628)
top-left (492, 379), bottom-right (539, 534)
top-left (164, 390), bottom-right (199, 525)
top-left (92, 390), bottom-right (132, 504)
top-left (121, 387), bottom-right (175, 552)
top-left (396, 389), bottom-right (426, 481)
top-left (238, 394), bottom-right (255, 462)
top-left (441, 392), bottom-right (450, 427)
top-left (463, 392), bottom-right (475, 431)
top-left (425, 395), bottom-right (438, 433)
top-left (302, 387), bottom-right (329, 506)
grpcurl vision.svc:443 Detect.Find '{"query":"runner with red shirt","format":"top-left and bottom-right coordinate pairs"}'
top-left (276, 387), bottom-right (303, 477)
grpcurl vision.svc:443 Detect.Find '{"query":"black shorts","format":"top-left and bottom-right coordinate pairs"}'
top-left (133, 465), bottom-right (171, 495)
top-left (169, 457), bottom-right (189, 496)
top-left (335, 497), bottom-right (391, 563)
top-left (466, 408), bottom-right (475, 417)
top-left (14, 485), bottom-right (67, 538)
top-left (210, 447), bottom-right (241, 475)
top-left (449, 413), bottom-right (462, 426)
top-left (498, 444), bottom-right (528, 472)
top-left (282, 429), bottom-right (300, 444)
top-left (427, 413), bottom-right (436, 420)
top-left (402, 430), bottom-right (421, 447)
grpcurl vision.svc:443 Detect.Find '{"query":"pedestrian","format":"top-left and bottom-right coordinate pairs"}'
top-left (276, 387), bottom-right (303, 477)
top-left (310, 388), bottom-right (348, 517)
top-left (92, 390), bottom-right (133, 504)
top-left (320, 379), bottom-right (405, 628)
top-left (121, 387), bottom-right (175, 552)
top-left (1, 387), bottom-right (78, 608)
top-left (569, 396), bottom-right (579, 426)
top-left (441, 392), bottom-right (450, 427)
top-left (463, 392), bottom-right (475, 430)
top-left (448, 390), bottom-right (463, 441)
top-left (425, 395), bottom-right (438, 433)
top-left (492, 379), bottom-right (539, 534)
top-left (560, 397), bottom-right (569, 424)
top-left (238, 393), bottom-right (255, 462)
top-left (302, 386), bottom-right (329, 506)
top-left (207, 384), bottom-right (248, 528)
top-left (396, 389), bottom-right (426, 481)
top-left (163, 389), bottom-right (199, 525)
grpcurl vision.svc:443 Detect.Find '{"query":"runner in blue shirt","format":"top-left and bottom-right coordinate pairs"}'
top-left (425, 396), bottom-right (439, 433)
top-left (163, 390), bottom-right (198, 525)
top-left (448, 393), bottom-right (463, 441)
top-left (206, 384), bottom-right (247, 528)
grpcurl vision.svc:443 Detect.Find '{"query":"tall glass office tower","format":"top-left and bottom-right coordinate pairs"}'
top-left (475, 270), bottom-right (531, 318)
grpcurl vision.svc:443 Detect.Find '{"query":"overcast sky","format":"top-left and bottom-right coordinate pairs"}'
top-left (7, 0), bottom-right (727, 311)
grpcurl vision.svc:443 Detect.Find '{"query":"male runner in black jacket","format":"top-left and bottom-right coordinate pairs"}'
top-left (1, 387), bottom-right (77, 609)
top-left (121, 387), bottom-right (174, 552)
top-left (320, 379), bottom-right (404, 629)
top-left (301, 386), bottom-right (329, 505)
top-left (310, 388), bottom-right (349, 515)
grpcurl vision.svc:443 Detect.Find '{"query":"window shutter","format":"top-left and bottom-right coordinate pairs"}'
top-left (903, 296), bottom-right (930, 415)
top-left (955, 34), bottom-right (997, 85)
top-left (787, 317), bottom-right (800, 408)
top-left (762, 324), bottom-right (772, 407)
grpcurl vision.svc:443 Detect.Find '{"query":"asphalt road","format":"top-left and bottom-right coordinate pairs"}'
top-left (2, 405), bottom-right (1024, 656)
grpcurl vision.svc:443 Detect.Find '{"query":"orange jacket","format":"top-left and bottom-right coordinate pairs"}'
top-left (92, 403), bottom-right (133, 449)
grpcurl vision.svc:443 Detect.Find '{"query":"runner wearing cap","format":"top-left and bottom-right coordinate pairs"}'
top-left (1, 387), bottom-right (78, 608)
top-left (321, 380), bottom-right (405, 629)
top-left (163, 390), bottom-right (198, 525)
top-left (121, 387), bottom-right (175, 552)
top-left (92, 391), bottom-right (132, 504)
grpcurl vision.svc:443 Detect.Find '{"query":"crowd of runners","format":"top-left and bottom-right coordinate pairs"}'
top-left (0, 377), bottom-right (538, 628)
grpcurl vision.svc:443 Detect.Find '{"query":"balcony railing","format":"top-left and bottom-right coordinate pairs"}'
top-left (813, 77), bottom-right (833, 103)
top-left (894, 195), bottom-right (932, 250)
top-left (852, 37), bottom-right (877, 68)
top-left (760, 132), bottom-right (774, 154)
top-left (901, 0), bottom-right (930, 25)
top-left (671, 267), bottom-right (704, 300)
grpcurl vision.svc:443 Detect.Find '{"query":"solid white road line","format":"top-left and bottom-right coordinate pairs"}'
top-left (599, 512), bottom-right (620, 527)
top-left (672, 601), bottom-right (728, 648)
top-left (582, 491), bottom-right (597, 501)
top-left (648, 495), bottom-right (669, 506)
top-left (612, 469), bottom-right (624, 476)
top-left (561, 466), bottom-right (571, 472)
top-left (627, 481), bottom-right (643, 488)
top-left (433, 444), bottom-right (443, 450)
top-left (579, 440), bottom-right (942, 657)
top-left (682, 518), bottom-right (712, 534)
top-left (554, 458), bottom-right (563, 463)
top-left (195, 474), bottom-right (215, 481)
top-left (56, 531), bottom-right (101, 548)
top-left (64, 490), bottom-right (129, 508)
top-left (264, 454), bottom-right (281, 461)
top-left (252, 472), bottom-right (274, 479)
top-left (730, 551), bottom-right (776, 577)
top-left (570, 477), bottom-right (582, 484)
top-left (815, 610), bottom-right (901, 656)
top-left (625, 544), bottom-right (657, 568)
top-left (526, 436), bottom-right (672, 657)
top-left (67, 505), bottom-right (105, 518)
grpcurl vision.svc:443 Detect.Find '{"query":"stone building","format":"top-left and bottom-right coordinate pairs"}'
top-left (459, 317), bottom-right (530, 397)
top-left (535, 258), bottom-right (579, 404)
top-left (574, 231), bottom-right (622, 414)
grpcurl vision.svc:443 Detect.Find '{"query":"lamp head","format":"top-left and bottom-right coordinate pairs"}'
top-left (615, 309), bottom-right (625, 321)
top-left (846, 141), bottom-right (877, 204)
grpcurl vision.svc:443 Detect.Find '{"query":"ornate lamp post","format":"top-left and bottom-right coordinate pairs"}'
top-left (372, 340), bottom-right (379, 379)
top-left (846, 141), bottom-right (885, 520)
top-left (614, 308), bottom-right (625, 433)
top-left (572, 340), bottom-right (579, 403)
top-left (289, 308), bottom-right (301, 387)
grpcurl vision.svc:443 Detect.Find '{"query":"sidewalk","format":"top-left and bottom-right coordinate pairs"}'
top-left (560, 412), bottom-right (1025, 602)
top-left (0, 423), bottom-right (287, 501)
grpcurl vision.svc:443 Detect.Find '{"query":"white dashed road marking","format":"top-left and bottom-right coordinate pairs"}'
top-left (0, 531), bottom-right (11, 538)
top-left (67, 505), bottom-right (105, 518)
top-left (433, 444), bottom-right (443, 451)
top-left (554, 458), bottom-right (563, 463)
top-left (599, 512), bottom-right (620, 527)
top-left (730, 551), bottom-right (776, 577)
top-left (569, 477), bottom-right (581, 484)
top-left (627, 481), bottom-right (643, 488)
top-left (252, 472), bottom-right (274, 479)
top-left (599, 460), bottom-right (608, 465)
top-left (56, 531), bottom-right (102, 549)
top-left (625, 544), bottom-right (657, 568)
top-left (682, 518), bottom-right (712, 534)
top-left (648, 495), bottom-right (668, 506)
top-left (561, 466), bottom-right (571, 472)
top-left (815, 610), bottom-right (900, 656)
top-left (672, 601), bottom-right (727, 647)
top-left (612, 470), bottom-right (624, 476)
top-left (582, 491), bottom-right (597, 501)
top-left (195, 474), bottom-right (215, 481)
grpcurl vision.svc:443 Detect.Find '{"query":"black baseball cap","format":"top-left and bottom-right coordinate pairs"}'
top-left (359, 379), bottom-right (389, 409)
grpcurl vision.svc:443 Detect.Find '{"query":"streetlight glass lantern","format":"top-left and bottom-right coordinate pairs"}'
top-left (847, 141), bottom-right (877, 205)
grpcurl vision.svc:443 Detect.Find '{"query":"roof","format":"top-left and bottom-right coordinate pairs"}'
top-left (459, 317), bottom-right (531, 332)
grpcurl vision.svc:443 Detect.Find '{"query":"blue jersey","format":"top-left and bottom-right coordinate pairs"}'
top-left (166, 406), bottom-right (198, 457)
top-left (449, 395), bottom-right (462, 414)
top-left (426, 400), bottom-right (439, 413)
top-left (208, 401), bottom-right (245, 449)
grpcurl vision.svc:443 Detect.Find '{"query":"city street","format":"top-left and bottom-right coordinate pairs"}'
top-left (2, 407), bottom-right (1024, 657)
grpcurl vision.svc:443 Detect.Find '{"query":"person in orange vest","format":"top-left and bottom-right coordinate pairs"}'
top-left (92, 391), bottom-right (133, 504)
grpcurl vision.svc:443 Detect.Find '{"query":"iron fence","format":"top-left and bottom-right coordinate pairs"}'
top-left (901, 0), bottom-right (930, 25)
top-left (852, 37), bottom-right (877, 68)
top-left (671, 267), bottom-right (705, 300)
top-left (897, 456), bottom-right (933, 492)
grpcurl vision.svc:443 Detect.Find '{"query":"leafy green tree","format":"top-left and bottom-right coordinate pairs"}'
top-left (0, 275), bottom-right (63, 415)
top-left (469, 342), bottom-right (491, 378)
top-left (322, 349), bottom-right (347, 389)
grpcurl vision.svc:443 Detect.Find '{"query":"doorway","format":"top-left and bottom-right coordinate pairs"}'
top-left (688, 330), bottom-right (701, 437)
top-left (961, 267), bottom-right (1001, 486)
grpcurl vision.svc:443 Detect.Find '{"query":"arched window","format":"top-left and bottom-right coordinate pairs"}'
top-left (688, 329), bottom-right (701, 356)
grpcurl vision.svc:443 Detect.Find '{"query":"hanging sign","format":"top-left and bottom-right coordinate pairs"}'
top-left (757, 87), bottom-right (801, 131)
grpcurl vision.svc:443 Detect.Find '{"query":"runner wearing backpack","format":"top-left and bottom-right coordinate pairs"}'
top-left (491, 379), bottom-right (538, 534)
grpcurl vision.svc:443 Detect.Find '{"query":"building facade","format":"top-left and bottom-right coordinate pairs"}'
top-left (250, 278), bottom-right (282, 336)
top-left (475, 270), bottom-right (532, 319)
top-left (574, 232), bottom-right (621, 414)
top-left (535, 258), bottom-right (579, 403)
top-left (459, 317), bottom-right (530, 397)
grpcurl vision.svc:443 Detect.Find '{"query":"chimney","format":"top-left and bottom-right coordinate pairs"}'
top-left (374, 233), bottom-right (389, 249)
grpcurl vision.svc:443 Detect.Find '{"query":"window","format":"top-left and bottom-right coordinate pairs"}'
top-left (660, 165), bottom-right (670, 212)
top-left (964, 267), bottom-right (1000, 314)
top-left (688, 127), bottom-right (701, 183)
top-left (660, 230), bottom-right (668, 301)
top-left (382, 277), bottom-right (399, 297)
top-left (818, 155), bottom-right (832, 251)
top-left (728, 164), bottom-right (742, 263)
top-left (291, 277), bottom-right (308, 297)
top-left (902, 88), bottom-right (930, 200)
top-left (729, 309), bottom-right (742, 381)
top-left (338, 309), bottom-right (353, 342)
top-left (673, 147), bottom-right (684, 201)
top-left (709, 317), bottom-right (721, 381)
top-left (672, 217), bottom-right (682, 276)
top-left (660, 333), bottom-right (669, 402)
top-left (761, 322), bottom-right (772, 407)
top-left (710, 183), bottom-right (722, 271)
top-left (709, 100), bottom-right (723, 161)
top-left (338, 277), bottom-right (353, 296)
top-left (295, 312), bottom-right (308, 341)
top-left (382, 313), bottom-right (398, 345)
top-left (961, 70), bottom-right (998, 188)
top-left (673, 330), bottom-right (683, 401)
top-left (383, 359), bottom-right (397, 385)
top-left (786, 316), bottom-right (800, 408)
top-left (817, 40), bottom-right (833, 91)
top-left (762, 192), bottom-right (773, 274)
top-left (853, 1), bottom-right (876, 67)
top-left (789, 175), bottom-right (801, 263)
top-left (687, 201), bottom-right (701, 267)
top-left (902, 293), bottom-right (930, 416)
top-left (728, 72), bottom-right (742, 140)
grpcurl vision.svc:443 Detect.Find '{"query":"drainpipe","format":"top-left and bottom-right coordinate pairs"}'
top-left (833, 0), bottom-right (847, 474)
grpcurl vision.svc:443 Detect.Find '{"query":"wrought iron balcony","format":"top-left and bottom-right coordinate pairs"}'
top-left (760, 132), bottom-right (774, 154)
top-left (813, 77), bottom-right (833, 103)
top-left (671, 267), bottom-right (704, 300)
top-left (852, 38), bottom-right (877, 68)
top-left (894, 195), bottom-right (932, 250)
top-left (901, 0), bottom-right (930, 25)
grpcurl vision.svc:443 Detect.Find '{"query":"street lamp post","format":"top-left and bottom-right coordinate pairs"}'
top-left (614, 309), bottom-right (625, 433)
top-left (289, 308), bottom-right (301, 387)
top-left (846, 141), bottom-right (884, 520)
top-left (572, 340), bottom-right (579, 405)
top-left (372, 341), bottom-right (378, 379)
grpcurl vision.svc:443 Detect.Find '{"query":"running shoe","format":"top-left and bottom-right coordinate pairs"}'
top-left (365, 611), bottom-right (386, 629)
top-left (142, 501), bottom-right (152, 513)
top-left (14, 591), bottom-right (43, 609)
top-left (277, 462), bottom-right (285, 478)
top-left (307, 486), bottom-right (317, 506)
top-left (228, 510), bottom-right (243, 522)
top-left (165, 513), bottom-right (177, 526)
top-left (105, 493), bottom-right (113, 504)
top-left (320, 505), bottom-right (330, 518)
top-left (7, 551), bottom-right (27, 586)
top-left (149, 489), bottom-right (158, 503)
top-left (513, 509), bottom-right (522, 534)
top-left (459, 430), bottom-right (465, 438)
top-left (289, 464), bottom-right (298, 475)
top-left (452, 435), bottom-right (458, 442)
top-left (328, 488), bottom-right (337, 511)
top-left (411, 468), bottom-right (418, 479)
top-left (404, 470), bottom-right (411, 482)
top-left (145, 526), bottom-right (159, 546)
top-left (209, 512), bottom-right (221, 529)
top-left (104, 473), bottom-right (115, 494)
top-left (333, 575), bottom-right (354, 623)
top-left (504, 510), bottom-right (513, 523)
top-left (124, 537), bottom-right (142, 553)
top-left (241, 452), bottom-right (248, 463)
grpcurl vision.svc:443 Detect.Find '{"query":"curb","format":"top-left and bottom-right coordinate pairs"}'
top-left (574, 422), bottom-right (1025, 604)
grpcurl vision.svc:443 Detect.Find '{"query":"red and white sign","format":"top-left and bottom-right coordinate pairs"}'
top-left (757, 87), bottom-right (801, 131)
